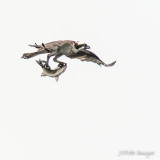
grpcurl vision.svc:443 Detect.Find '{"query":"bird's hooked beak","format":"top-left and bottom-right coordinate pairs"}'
top-left (76, 42), bottom-right (91, 50)
top-left (85, 45), bottom-right (90, 49)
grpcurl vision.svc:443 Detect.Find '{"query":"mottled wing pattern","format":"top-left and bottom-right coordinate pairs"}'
top-left (68, 50), bottom-right (116, 67)
top-left (39, 40), bottom-right (75, 51)
top-left (22, 40), bottom-right (75, 59)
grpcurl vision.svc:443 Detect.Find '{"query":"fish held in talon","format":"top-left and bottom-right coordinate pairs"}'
top-left (36, 59), bottom-right (67, 81)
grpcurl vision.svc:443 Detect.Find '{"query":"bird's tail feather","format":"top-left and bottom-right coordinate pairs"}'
top-left (21, 51), bottom-right (45, 59)
top-left (21, 48), bottom-right (47, 59)
top-left (21, 52), bottom-right (40, 59)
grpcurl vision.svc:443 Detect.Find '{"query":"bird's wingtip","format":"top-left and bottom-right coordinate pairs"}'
top-left (104, 60), bottom-right (116, 67)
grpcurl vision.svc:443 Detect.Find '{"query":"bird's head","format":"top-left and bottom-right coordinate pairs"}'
top-left (75, 41), bottom-right (90, 50)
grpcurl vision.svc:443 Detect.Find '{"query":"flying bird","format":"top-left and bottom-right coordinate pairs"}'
top-left (22, 40), bottom-right (116, 67)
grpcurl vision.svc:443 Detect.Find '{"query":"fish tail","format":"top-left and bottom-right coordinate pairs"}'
top-left (35, 59), bottom-right (43, 67)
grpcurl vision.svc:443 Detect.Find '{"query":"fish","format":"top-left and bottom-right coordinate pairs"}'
top-left (36, 59), bottom-right (67, 81)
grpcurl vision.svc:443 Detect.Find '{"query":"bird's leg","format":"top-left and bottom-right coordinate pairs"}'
top-left (53, 55), bottom-right (66, 65)
top-left (46, 51), bottom-right (56, 66)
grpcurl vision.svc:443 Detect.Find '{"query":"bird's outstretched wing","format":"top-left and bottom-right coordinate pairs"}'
top-left (29, 40), bottom-right (75, 51)
top-left (68, 50), bottom-right (116, 67)
top-left (22, 40), bottom-right (75, 59)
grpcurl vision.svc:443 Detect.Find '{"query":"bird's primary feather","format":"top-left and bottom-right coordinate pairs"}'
top-left (68, 49), bottom-right (116, 67)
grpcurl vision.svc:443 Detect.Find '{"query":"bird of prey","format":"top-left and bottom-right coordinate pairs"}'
top-left (22, 40), bottom-right (116, 67)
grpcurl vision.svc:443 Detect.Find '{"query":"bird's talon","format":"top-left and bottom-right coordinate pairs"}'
top-left (41, 60), bottom-right (50, 69)
top-left (44, 64), bottom-right (50, 69)
top-left (58, 62), bottom-right (66, 67)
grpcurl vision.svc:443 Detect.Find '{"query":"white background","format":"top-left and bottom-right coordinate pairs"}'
top-left (0, 0), bottom-right (160, 159)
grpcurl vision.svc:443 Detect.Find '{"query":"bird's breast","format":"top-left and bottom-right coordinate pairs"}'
top-left (58, 43), bottom-right (73, 56)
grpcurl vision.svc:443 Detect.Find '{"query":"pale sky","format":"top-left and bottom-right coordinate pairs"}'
top-left (0, 0), bottom-right (160, 159)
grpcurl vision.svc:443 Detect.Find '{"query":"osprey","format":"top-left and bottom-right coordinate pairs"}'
top-left (22, 40), bottom-right (116, 67)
